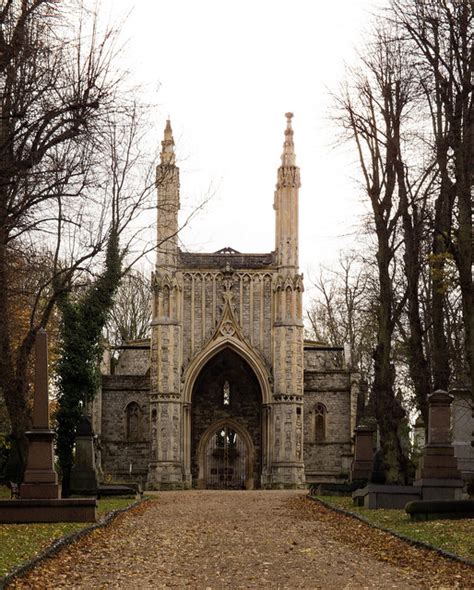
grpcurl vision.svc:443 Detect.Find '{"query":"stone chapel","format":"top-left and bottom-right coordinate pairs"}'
top-left (93, 114), bottom-right (360, 489)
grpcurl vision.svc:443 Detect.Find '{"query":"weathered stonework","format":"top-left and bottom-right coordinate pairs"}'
top-left (93, 115), bottom-right (356, 489)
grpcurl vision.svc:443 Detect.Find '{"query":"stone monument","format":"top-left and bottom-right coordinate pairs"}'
top-left (415, 389), bottom-right (464, 500)
top-left (20, 329), bottom-right (60, 499)
top-left (350, 423), bottom-right (375, 482)
top-left (70, 416), bottom-right (99, 496)
top-left (0, 330), bottom-right (97, 522)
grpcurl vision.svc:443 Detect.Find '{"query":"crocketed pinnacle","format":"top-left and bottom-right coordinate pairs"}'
top-left (280, 112), bottom-right (296, 167)
top-left (160, 119), bottom-right (175, 165)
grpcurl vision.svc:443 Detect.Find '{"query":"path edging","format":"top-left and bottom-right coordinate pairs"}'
top-left (0, 498), bottom-right (150, 589)
top-left (309, 494), bottom-right (474, 568)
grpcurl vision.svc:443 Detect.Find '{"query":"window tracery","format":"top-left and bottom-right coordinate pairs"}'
top-left (223, 380), bottom-right (230, 406)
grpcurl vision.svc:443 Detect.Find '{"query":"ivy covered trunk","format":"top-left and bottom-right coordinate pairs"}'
top-left (55, 229), bottom-right (122, 497)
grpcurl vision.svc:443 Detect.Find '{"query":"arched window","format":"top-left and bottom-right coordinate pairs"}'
top-left (126, 402), bottom-right (141, 441)
top-left (223, 380), bottom-right (230, 406)
top-left (314, 403), bottom-right (327, 442)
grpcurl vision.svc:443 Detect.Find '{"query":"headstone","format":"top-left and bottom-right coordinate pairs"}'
top-left (20, 329), bottom-right (60, 499)
top-left (350, 423), bottom-right (375, 482)
top-left (70, 416), bottom-right (99, 496)
top-left (415, 390), bottom-right (464, 500)
top-left (413, 416), bottom-right (426, 450)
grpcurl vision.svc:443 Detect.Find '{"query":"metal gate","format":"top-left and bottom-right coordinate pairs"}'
top-left (205, 425), bottom-right (247, 489)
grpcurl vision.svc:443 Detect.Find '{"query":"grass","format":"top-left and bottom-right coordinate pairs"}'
top-left (317, 495), bottom-right (474, 562)
top-left (0, 486), bottom-right (141, 578)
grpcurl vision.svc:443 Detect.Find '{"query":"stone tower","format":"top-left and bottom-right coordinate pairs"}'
top-left (148, 120), bottom-right (184, 488)
top-left (270, 113), bottom-right (305, 486)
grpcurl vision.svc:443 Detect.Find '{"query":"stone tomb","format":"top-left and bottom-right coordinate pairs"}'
top-left (0, 330), bottom-right (96, 523)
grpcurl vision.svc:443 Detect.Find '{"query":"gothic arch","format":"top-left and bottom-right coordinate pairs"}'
top-left (196, 417), bottom-right (256, 489)
top-left (182, 337), bottom-right (272, 405)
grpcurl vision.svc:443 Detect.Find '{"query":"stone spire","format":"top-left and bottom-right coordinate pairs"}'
top-left (276, 112), bottom-right (300, 189)
top-left (274, 112), bottom-right (301, 269)
top-left (160, 119), bottom-right (175, 166)
top-left (156, 118), bottom-right (180, 270)
top-left (280, 112), bottom-right (296, 167)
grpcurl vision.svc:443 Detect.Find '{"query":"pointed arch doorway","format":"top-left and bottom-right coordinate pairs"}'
top-left (198, 419), bottom-right (255, 489)
top-left (189, 347), bottom-right (263, 489)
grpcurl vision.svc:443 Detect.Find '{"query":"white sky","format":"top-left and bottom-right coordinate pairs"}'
top-left (100, 0), bottom-right (387, 302)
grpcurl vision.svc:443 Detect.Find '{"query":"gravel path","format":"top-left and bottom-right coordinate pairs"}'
top-left (9, 490), bottom-right (473, 589)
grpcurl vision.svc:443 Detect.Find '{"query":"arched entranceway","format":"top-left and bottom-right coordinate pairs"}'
top-left (197, 418), bottom-right (255, 489)
top-left (190, 348), bottom-right (262, 488)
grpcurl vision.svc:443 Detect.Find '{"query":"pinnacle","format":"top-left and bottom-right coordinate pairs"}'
top-left (281, 112), bottom-right (296, 167)
top-left (160, 118), bottom-right (175, 165)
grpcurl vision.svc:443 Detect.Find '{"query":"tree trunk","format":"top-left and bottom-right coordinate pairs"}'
top-left (373, 227), bottom-right (407, 484)
top-left (395, 156), bottom-right (431, 424)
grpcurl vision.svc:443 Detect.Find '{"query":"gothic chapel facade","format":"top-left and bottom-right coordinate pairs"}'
top-left (94, 115), bottom-right (360, 489)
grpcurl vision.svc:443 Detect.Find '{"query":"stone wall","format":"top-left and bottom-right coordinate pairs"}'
top-left (180, 266), bottom-right (275, 369)
top-left (303, 345), bottom-right (353, 482)
top-left (99, 375), bottom-right (150, 480)
top-left (113, 342), bottom-right (150, 376)
top-left (452, 389), bottom-right (474, 480)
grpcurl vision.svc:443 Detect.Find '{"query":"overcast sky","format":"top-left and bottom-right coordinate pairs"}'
top-left (100, 0), bottom-right (387, 301)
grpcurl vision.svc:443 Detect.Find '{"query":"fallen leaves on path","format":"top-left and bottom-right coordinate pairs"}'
top-left (6, 491), bottom-right (473, 589)
top-left (288, 495), bottom-right (474, 589)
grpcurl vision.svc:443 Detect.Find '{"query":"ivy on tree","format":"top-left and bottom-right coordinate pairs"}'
top-left (55, 228), bottom-right (122, 496)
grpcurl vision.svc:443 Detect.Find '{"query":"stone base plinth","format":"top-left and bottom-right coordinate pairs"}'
top-left (350, 460), bottom-right (373, 482)
top-left (146, 461), bottom-right (186, 490)
top-left (352, 484), bottom-right (422, 509)
top-left (414, 478), bottom-right (464, 501)
top-left (70, 469), bottom-right (99, 496)
top-left (20, 483), bottom-right (60, 499)
top-left (416, 445), bottom-right (462, 480)
top-left (0, 499), bottom-right (97, 523)
top-left (265, 463), bottom-right (306, 489)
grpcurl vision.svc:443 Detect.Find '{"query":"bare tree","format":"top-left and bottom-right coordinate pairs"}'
top-left (335, 28), bottom-right (413, 483)
top-left (105, 269), bottom-right (151, 347)
top-left (0, 0), bottom-right (127, 469)
top-left (306, 253), bottom-right (377, 380)
top-left (391, 0), bottom-right (474, 396)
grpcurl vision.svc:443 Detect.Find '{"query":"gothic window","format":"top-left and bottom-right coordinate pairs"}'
top-left (223, 380), bottom-right (230, 406)
top-left (126, 402), bottom-right (141, 441)
top-left (314, 403), bottom-right (327, 442)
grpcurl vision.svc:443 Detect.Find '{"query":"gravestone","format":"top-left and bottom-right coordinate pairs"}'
top-left (20, 329), bottom-right (60, 499)
top-left (415, 390), bottom-right (464, 500)
top-left (70, 416), bottom-right (99, 496)
top-left (350, 423), bottom-right (375, 482)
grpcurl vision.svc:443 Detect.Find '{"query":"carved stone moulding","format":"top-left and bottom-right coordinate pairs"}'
top-left (273, 394), bottom-right (304, 403)
top-left (150, 393), bottom-right (181, 402)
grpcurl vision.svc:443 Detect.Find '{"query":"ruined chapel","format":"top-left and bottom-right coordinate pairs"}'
top-left (93, 114), bottom-right (360, 489)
